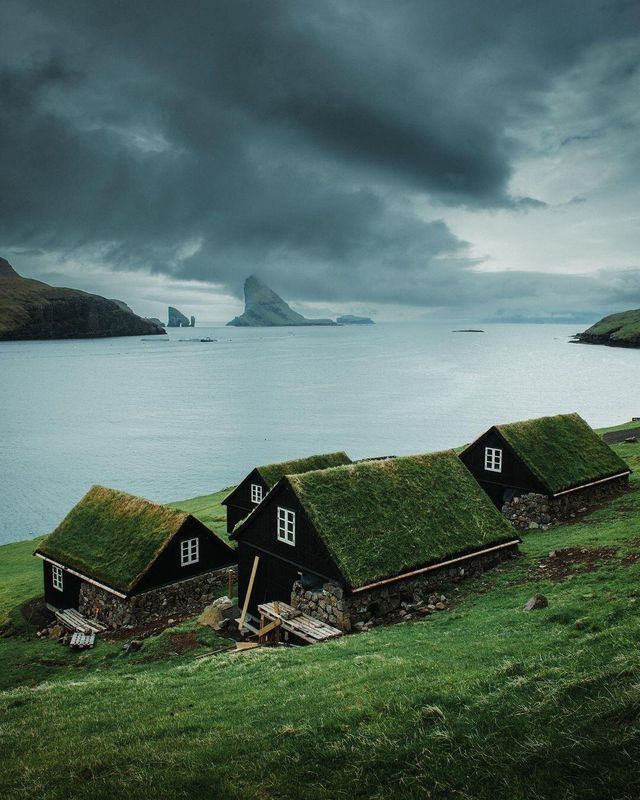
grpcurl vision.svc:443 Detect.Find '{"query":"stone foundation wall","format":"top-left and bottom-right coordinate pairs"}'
top-left (78, 565), bottom-right (237, 629)
top-left (291, 545), bottom-right (518, 632)
top-left (502, 475), bottom-right (628, 530)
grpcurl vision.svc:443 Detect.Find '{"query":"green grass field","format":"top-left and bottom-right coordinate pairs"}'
top-left (1, 429), bottom-right (640, 799)
top-left (167, 486), bottom-right (233, 543)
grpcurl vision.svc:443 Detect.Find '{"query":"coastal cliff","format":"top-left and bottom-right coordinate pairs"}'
top-left (227, 275), bottom-right (336, 327)
top-left (0, 258), bottom-right (166, 340)
top-left (575, 310), bottom-right (640, 348)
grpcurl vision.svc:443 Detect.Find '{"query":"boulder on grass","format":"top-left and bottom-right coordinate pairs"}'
top-left (524, 594), bottom-right (548, 612)
top-left (48, 624), bottom-right (64, 640)
top-left (198, 604), bottom-right (224, 628)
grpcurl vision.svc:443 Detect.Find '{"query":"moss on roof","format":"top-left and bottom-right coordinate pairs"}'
top-left (36, 486), bottom-right (193, 594)
top-left (287, 452), bottom-right (516, 589)
top-left (257, 452), bottom-right (351, 488)
top-left (496, 413), bottom-right (629, 494)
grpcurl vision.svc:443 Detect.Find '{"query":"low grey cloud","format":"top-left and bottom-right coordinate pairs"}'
top-left (0, 0), bottom-right (639, 315)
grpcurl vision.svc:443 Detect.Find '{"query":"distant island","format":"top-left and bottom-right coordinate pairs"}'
top-left (227, 276), bottom-right (336, 327)
top-left (452, 329), bottom-right (484, 333)
top-left (167, 307), bottom-right (195, 327)
top-left (337, 315), bottom-right (374, 325)
top-left (0, 258), bottom-right (165, 341)
top-left (573, 310), bottom-right (640, 348)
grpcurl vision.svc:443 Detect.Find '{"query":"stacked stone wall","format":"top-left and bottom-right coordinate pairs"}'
top-left (78, 565), bottom-right (237, 629)
top-left (502, 475), bottom-right (628, 530)
top-left (291, 545), bottom-right (518, 632)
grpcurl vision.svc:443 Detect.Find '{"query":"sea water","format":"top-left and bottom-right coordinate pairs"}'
top-left (1, 321), bottom-right (638, 544)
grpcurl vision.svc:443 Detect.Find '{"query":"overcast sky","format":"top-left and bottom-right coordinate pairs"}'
top-left (1, 1), bottom-right (639, 322)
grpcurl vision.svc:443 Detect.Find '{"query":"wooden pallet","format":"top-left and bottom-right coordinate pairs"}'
top-left (55, 608), bottom-right (107, 635)
top-left (258, 602), bottom-right (342, 644)
top-left (69, 632), bottom-right (95, 650)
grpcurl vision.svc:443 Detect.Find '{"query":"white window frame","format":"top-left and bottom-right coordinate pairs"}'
top-left (250, 483), bottom-right (263, 504)
top-left (52, 564), bottom-right (64, 592)
top-left (485, 447), bottom-right (503, 473)
top-left (277, 506), bottom-right (296, 546)
top-left (180, 537), bottom-right (199, 566)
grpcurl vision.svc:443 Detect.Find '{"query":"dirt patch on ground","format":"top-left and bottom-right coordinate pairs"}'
top-left (21, 597), bottom-right (54, 628)
top-left (102, 611), bottom-right (198, 642)
top-left (527, 546), bottom-right (618, 581)
top-left (601, 427), bottom-right (640, 444)
top-left (168, 631), bottom-right (199, 654)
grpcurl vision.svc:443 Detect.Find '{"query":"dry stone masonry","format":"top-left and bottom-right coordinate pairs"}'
top-left (78, 566), bottom-right (237, 629)
top-left (291, 545), bottom-right (518, 632)
top-left (501, 475), bottom-right (628, 530)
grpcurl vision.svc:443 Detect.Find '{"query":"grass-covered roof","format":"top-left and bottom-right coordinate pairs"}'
top-left (286, 452), bottom-right (516, 589)
top-left (257, 452), bottom-right (351, 488)
top-left (36, 486), bottom-right (195, 594)
top-left (496, 413), bottom-right (630, 494)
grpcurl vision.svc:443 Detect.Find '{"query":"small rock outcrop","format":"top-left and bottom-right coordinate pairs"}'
top-left (336, 315), bottom-right (374, 325)
top-left (167, 307), bottom-right (194, 327)
top-left (227, 276), bottom-right (336, 327)
top-left (0, 258), bottom-right (166, 340)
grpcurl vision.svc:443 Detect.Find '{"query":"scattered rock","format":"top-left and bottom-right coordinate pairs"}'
top-left (524, 594), bottom-right (548, 612)
top-left (435, 602), bottom-right (446, 611)
top-left (123, 639), bottom-right (143, 654)
top-left (48, 624), bottom-right (64, 640)
top-left (212, 596), bottom-right (234, 611)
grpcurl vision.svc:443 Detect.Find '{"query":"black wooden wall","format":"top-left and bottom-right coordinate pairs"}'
top-left (460, 428), bottom-right (547, 507)
top-left (235, 481), bottom-right (344, 615)
top-left (134, 517), bottom-right (236, 593)
top-left (223, 469), bottom-right (269, 532)
top-left (42, 560), bottom-right (82, 609)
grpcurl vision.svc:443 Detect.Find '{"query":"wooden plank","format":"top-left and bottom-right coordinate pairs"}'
top-left (238, 555), bottom-right (260, 630)
top-left (258, 618), bottom-right (282, 638)
top-left (231, 642), bottom-right (260, 653)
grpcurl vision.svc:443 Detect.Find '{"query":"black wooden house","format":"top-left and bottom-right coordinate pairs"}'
top-left (231, 452), bottom-right (519, 629)
top-left (459, 412), bottom-right (630, 509)
top-left (221, 451), bottom-right (351, 533)
top-left (34, 485), bottom-right (235, 625)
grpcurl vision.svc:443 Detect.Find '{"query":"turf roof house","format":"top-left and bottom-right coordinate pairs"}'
top-left (232, 452), bottom-right (520, 632)
top-left (221, 451), bottom-right (352, 533)
top-left (460, 413), bottom-right (630, 529)
top-left (34, 486), bottom-right (236, 628)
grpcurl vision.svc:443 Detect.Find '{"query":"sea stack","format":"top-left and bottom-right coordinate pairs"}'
top-left (227, 275), bottom-right (336, 327)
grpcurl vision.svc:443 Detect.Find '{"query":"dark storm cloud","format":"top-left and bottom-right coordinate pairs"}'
top-left (0, 0), bottom-right (638, 308)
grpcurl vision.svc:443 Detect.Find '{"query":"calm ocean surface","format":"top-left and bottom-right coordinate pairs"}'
top-left (1, 322), bottom-right (639, 545)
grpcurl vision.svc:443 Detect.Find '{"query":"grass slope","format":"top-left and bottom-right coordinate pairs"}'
top-left (167, 486), bottom-right (233, 544)
top-left (1, 433), bottom-right (639, 799)
top-left (580, 309), bottom-right (640, 347)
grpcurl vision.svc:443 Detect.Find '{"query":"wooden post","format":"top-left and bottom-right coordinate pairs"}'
top-left (227, 570), bottom-right (233, 599)
top-left (238, 555), bottom-right (259, 631)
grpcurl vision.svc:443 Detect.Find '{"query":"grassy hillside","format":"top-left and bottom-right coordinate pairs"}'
top-left (2, 436), bottom-right (640, 799)
top-left (167, 486), bottom-right (232, 543)
top-left (578, 309), bottom-right (640, 347)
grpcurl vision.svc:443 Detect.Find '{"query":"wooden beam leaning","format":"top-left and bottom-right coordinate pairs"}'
top-left (238, 555), bottom-right (260, 631)
top-left (258, 618), bottom-right (282, 641)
